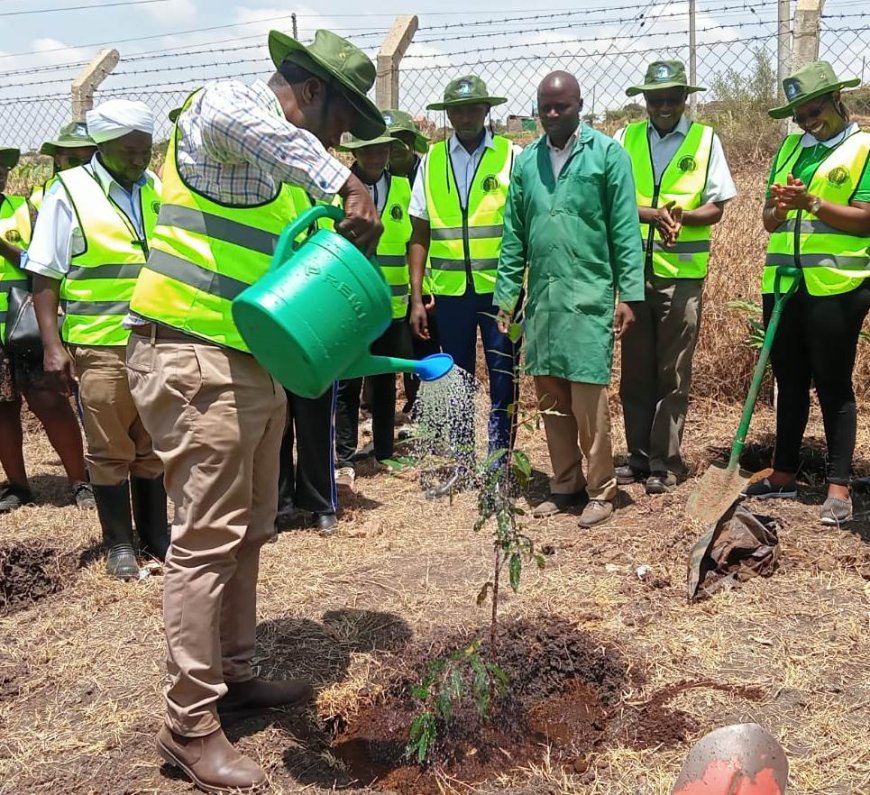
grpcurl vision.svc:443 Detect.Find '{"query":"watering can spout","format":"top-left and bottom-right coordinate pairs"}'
top-left (342, 352), bottom-right (454, 382)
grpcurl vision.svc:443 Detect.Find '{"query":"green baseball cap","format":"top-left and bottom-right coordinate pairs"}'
top-left (268, 28), bottom-right (385, 140)
top-left (39, 121), bottom-right (95, 156)
top-left (768, 60), bottom-right (860, 119)
top-left (626, 60), bottom-right (705, 97)
top-left (0, 148), bottom-right (20, 169)
top-left (337, 133), bottom-right (409, 152)
top-left (382, 109), bottom-right (428, 153)
top-left (427, 75), bottom-right (506, 111)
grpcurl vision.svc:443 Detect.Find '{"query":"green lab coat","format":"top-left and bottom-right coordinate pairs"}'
top-left (494, 124), bottom-right (644, 384)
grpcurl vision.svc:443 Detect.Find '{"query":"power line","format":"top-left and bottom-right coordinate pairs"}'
top-left (0, 0), bottom-right (167, 16)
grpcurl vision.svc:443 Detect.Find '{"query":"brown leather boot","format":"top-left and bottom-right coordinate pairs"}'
top-left (156, 725), bottom-right (266, 793)
top-left (218, 677), bottom-right (314, 721)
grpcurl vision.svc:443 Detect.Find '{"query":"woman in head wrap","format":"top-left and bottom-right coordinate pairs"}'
top-left (746, 62), bottom-right (870, 525)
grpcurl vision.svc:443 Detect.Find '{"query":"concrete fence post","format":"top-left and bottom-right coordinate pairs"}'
top-left (376, 15), bottom-right (418, 110)
top-left (71, 49), bottom-right (120, 122)
top-left (792, 0), bottom-right (825, 70)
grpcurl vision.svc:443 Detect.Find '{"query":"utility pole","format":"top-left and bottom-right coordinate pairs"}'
top-left (375, 15), bottom-right (418, 110)
top-left (777, 0), bottom-right (792, 97)
top-left (291, 12), bottom-right (298, 39)
top-left (688, 0), bottom-right (697, 112)
top-left (71, 49), bottom-right (119, 122)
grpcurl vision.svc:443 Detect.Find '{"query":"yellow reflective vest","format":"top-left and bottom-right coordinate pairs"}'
top-left (764, 130), bottom-right (870, 296)
top-left (130, 90), bottom-right (314, 351)
top-left (56, 165), bottom-right (160, 347)
top-left (0, 195), bottom-right (32, 340)
top-left (622, 120), bottom-right (714, 279)
top-left (376, 175), bottom-right (412, 319)
top-left (423, 135), bottom-right (513, 296)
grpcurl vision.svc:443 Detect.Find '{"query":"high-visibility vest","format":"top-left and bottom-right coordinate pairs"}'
top-left (0, 195), bottom-right (31, 340)
top-left (56, 165), bottom-right (160, 347)
top-left (376, 175), bottom-right (412, 319)
top-left (764, 130), bottom-right (870, 296)
top-left (130, 90), bottom-right (311, 351)
top-left (29, 177), bottom-right (57, 214)
top-left (622, 120), bottom-right (714, 279)
top-left (423, 135), bottom-right (512, 296)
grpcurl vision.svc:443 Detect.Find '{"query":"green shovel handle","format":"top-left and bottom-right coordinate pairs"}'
top-left (727, 265), bottom-right (802, 469)
top-left (271, 204), bottom-right (344, 272)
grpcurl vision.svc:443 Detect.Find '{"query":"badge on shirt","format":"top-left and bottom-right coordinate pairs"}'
top-left (677, 155), bottom-right (697, 173)
top-left (826, 166), bottom-right (849, 187)
top-left (390, 203), bottom-right (404, 221)
top-left (4, 229), bottom-right (21, 243)
top-left (482, 175), bottom-right (500, 192)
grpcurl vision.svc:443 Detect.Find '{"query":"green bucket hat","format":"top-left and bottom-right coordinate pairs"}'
top-left (626, 60), bottom-right (706, 97)
top-left (39, 121), bottom-right (95, 156)
top-left (337, 133), bottom-right (409, 152)
top-left (768, 60), bottom-right (860, 119)
top-left (268, 28), bottom-right (385, 140)
top-left (427, 75), bottom-right (507, 111)
top-left (381, 109), bottom-right (428, 153)
top-left (0, 148), bottom-right (20, 169)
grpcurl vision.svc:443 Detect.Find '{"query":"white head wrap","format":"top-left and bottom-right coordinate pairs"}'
top-left (86, 99), bottom-right (154, 144)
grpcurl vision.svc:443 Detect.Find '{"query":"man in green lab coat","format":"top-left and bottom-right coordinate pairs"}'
top-left (495, 71), bottom-right (644, 528)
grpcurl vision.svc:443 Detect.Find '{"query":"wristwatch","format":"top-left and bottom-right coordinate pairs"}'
top-left (807, 195), bottom-right (822, 215)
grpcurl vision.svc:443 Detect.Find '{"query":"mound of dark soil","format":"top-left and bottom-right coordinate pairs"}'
top-left (331, 616), bottom-right (707, 792)
top-left (0, 544), bottom-right (69, 615)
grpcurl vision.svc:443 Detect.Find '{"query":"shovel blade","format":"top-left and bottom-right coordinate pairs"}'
top-left (686, 463), bottom-right (751, 526)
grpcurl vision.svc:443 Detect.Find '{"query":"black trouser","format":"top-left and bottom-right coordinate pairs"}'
top-left (278, 385), bottom-right (336, 515)
top-left (335, 320), bottom-right (411, 465)
top-left (402, 298), bottom-right (440, 414)
top-left (763, 281), bottom-right (870, 485)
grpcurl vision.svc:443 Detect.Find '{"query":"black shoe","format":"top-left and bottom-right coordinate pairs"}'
top-left (0, 483), bottom-right (35, 513)
top-left (131, 476), bottom-right (169, 561)
top-left (645, 472), bottom-right (678, 495)
top-left (72, 481), bottom-right (96, 509)
top-left (93, 482), bottom-right (139, 580)
top-left (615, 464), bottom-right (648, 485)
top-left (313, 512), bottom-right (337, 535)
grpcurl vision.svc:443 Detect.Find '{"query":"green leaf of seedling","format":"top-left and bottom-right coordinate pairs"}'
top-left (511, 450), bottom-right (532, 478)
top-left (448, 668), bottom-right (464, 701)
top-left (535, 553), bottom-right (547, 570)
top-left (487, 663), bottom-right (509, 692)
top-left (435, 688), bottom-right (453, 720)
top-left (476, 581), bottom-right (493, 606)
top-left (509, 553), bottom-right (522, 592)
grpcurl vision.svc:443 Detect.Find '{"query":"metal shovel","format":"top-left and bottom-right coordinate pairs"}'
top-left (686, 266), bottom-right (801, 526)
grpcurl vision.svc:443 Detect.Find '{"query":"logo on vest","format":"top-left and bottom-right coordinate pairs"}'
top-left (654, 64), bottom-right (672, 82)
top-left (677, 154), bottom-right (697, 173)
top-left (456, 80), bottom-right (473, 96)
top-left (4, 229), bottom-right (21, 243)
top-left (826, 166), bottom-right (849, 187)
top-left (151, 201), bottom-right (161, 215)
top-left (482, 175), bottom-right (500, 192)
top-left (390, 203), bottom-right (403, 221)
top-left (784, 79), bottom-right (800, 100)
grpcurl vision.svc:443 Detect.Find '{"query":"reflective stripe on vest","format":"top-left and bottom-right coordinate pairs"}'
top-left (622, 120), bottom-right (714, 279)
top-left (57, 165), bottom-right (160, 346)
top-left (129, 89), bottom-right (306, 351)
top-left (376, 175), bottom-right (412, 318)
top-left (0, 195), bottom-right (32, 339)
top-left (764, 130), bottom-right (870, 296)
top-left (423, 136), bottom-right (512, 296)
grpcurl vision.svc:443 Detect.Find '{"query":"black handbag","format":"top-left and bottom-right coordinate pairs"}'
top-left (3, 285), bottom-right (61, 360)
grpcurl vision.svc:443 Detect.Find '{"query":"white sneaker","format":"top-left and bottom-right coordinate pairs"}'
top-left (335, 466), bottom-right (355, 495)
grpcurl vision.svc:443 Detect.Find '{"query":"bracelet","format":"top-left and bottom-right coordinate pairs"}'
top-left (770, 206), bottom-right (787, 222)
top-left (807, 195), bottom-right (822, 215)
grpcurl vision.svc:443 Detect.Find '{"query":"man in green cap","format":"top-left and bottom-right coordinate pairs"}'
top-left (30, 122), bottom-right (97, 212)
top-left (0, 146), bottom-right (91, 514)
top-left (124, 29), bottom-right (384, 792)
top-left (614, 60), bottom-right (736, 495)
top-left (334, 130), bottom-right (414, 480)
top-left (408, 75), bottom-right (522, 496)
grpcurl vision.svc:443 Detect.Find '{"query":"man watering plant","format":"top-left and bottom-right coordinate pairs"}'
top-left (125, 28), bottom-right (383, 793)
top-left (408, 76), bottom-right (523, 497)
top-left (495, 72), bottom-right (644, 528)
top-left (614, 60), bottom-right (736, 495)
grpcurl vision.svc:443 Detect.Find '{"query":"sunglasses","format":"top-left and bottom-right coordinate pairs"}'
top-left (792, 97), bottom-right (830, 125)
top-left (645, 92), bottom-right (687, 107)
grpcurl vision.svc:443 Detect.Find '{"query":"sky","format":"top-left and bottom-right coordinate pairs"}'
top-left (0, 0), bottom-right (867, 149)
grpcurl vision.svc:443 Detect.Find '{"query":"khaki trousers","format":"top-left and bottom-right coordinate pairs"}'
top-left (619, 275), bottom-right (703, 476)
top-left (534, 376), bottom-right (617, 501)
top-left (126, 334), bottom-right (286, 737)
top-left (73, 345), bottom-right (161, 486)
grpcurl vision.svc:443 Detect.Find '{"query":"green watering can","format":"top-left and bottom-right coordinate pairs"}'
top-left (232, 204), bottom-right (454, 399)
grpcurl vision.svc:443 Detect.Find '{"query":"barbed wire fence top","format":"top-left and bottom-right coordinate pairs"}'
top-left (0, 0), bottom-right (869, 154)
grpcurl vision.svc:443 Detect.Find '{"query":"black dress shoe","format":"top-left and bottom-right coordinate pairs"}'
top-left (615, 464), bottom-right (649, 485)
top-left (313, 512), bottom-right (337, 535)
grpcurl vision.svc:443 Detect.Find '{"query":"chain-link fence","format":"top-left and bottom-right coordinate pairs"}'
top-left (1, 1), bottom-right (869, 156)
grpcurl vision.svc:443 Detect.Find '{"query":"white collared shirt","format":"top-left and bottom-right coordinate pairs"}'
top-left (547, 130), bottom-right (579, 179)
top-left (409, 131), bottom-right (522, 220)
top-left (614, 115), bottom-right (737, 204)
top-left (362, 172), bottom-right (389, 215)
top-left (799, 121), bottom-right (859, 149)
top-left (24, 155), bottom-right (159, 281)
